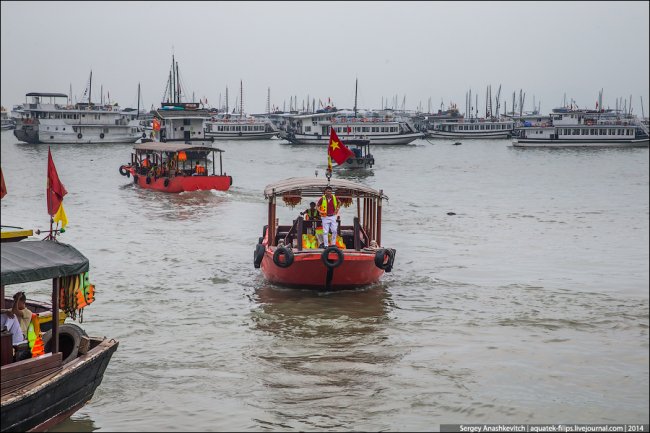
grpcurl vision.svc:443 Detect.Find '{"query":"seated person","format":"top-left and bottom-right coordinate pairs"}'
top-left (1, 292), bottom-right (33, 360)
top-left (300, 202), bottom-right (320, 234)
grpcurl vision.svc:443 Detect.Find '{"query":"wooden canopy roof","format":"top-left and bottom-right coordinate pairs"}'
top-left (264, 177), bottom-right (387, 200)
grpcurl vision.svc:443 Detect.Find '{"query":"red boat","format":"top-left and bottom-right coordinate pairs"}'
top-left (254, 177), bottom-right (396, 290)
top-left (119, 142), bottom-right (232, 193)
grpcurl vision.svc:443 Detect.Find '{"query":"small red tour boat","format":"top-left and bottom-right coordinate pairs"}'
top-left (254, 177), bottom-right (396, 290)
top-left (119, 142), bottom-right (232, 193)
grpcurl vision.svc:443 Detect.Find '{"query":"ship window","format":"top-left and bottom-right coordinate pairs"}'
top-left (63, 128), bottom-right (66, 131)
top-left (305, 126), bottom-right (311, 132)
top-left (573, 129), bottom-right (580, 135)
top-left (372, 127), bottom-right (378, 132)
top-left (183, 119), bottom-right (191, 125)
top-left (55, 127), bottom-right (58, 131)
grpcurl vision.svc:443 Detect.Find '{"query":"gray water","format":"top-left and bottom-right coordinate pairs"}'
top-left (1, 130), bottom-right (648, 431)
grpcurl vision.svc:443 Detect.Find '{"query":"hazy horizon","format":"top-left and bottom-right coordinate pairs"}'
top-left (2, 1), bottom-right (649, 115)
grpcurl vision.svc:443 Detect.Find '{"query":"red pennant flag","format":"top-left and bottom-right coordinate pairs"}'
top-left (47, 147), bottom-right (67, 216)
top-left (1, 167), bottom-right (7, 199)
top-left (328, 128), bottom-right (354, 166)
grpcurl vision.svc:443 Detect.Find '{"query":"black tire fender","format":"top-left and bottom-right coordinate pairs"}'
top-left (163, 178), bottom-right (170, 187)
top-left (77, 133), bottom-right (83, 139)
top-left (100, 133), bottom-right (105, 139)
top-left (321, 246), bottom-right (344, 269)
top-left (254, 243), bottom-right (265, 268)
top-left (374, 248), bottom-right (395, 272)
top-left (42, 323), bottom-right (87, 364)
top-left (273, 245), bottom-right (294, 268)
top-left (119, 166), bottom-right (128, 176)
top-left (142, 132), bottom-right (147, 138)
top-left (146, 176), bottom-right (151, 184)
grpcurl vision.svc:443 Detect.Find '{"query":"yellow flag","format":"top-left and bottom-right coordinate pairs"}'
top-left (53, 203), bottom-right (68, 229)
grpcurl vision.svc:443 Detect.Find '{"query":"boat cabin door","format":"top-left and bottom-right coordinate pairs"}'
top-left (322, 126), bottom-right (329, 136)
top-left (184, 130), bottom-right (191, 143)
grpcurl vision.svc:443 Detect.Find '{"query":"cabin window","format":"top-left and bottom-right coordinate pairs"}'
top-left (305, 126), bottom-right (311, 132)
top-left (573, 129), bottom-right (580, 135)
top-left (183, 119), bottom-right (191, 125)
top-left (362, 127), bottom-right (369, 132)
top-left (372, 127), bottom-right (378, 132)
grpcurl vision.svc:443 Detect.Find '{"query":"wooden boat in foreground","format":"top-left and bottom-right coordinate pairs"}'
top-left (254, 177), bottom-right (396, 290)
top-left (119, 142), bottom-right (232, 193)
top-left (1, 240), bottom-right (118, 432)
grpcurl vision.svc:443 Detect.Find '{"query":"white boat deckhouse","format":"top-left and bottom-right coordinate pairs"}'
top-left (513, 108), bottom-right (650, 147)
top-left (13, 92), bottom-right (142, 145)
top-left (278, 110), bottom-right (423, 145)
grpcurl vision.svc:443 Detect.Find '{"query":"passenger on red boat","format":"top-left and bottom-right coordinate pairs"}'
top-left (301, 202), bottom-right (320, 234)
top-left (317, 186), bottom-right (339, 248)
top-left (1, 291), bottom-right (32, 345)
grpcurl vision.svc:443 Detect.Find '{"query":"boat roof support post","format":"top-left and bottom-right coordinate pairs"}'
top-left (296, 217), bottom-right (303, 251)
top-left (377, 192), bottom-right (383, 247)
top-left (356, 197), bottom-right (361, 221)
top-left (219, 152), bottom-right (223, 176)
top-left (268, 194), bottom-right (275, 247)
top-left (0, 285), bottom-right (4, 309)
top-left (212, 152), bottom-right (215, 176)
top-left (51, 278), bottom-right (59, 354)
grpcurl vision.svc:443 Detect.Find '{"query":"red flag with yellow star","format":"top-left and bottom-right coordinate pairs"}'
top-left (328, 128), bottom-right (354, 170)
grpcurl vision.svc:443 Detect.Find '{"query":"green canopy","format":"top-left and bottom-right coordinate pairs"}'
top-left (1, 240), bottom-right (90, 286)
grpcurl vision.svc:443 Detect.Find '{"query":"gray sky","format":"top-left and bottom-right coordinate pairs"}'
top-left (2, 1), bottom-right (649, 115)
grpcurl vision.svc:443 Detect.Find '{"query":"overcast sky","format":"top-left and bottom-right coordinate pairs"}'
top-left (2, 1), bottom-right (649, 115)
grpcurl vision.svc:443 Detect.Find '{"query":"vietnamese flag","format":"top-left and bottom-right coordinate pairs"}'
top-left (328, 128), bottom-right (354, 170)
top-left (1, 167), bottom-right (6, 199)
top-left (47, 147), bottom-right (68, 228)
top-left (152, 118), bottom-right (161, 131)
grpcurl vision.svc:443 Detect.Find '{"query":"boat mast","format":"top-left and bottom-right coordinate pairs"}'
top-left (240, 80), bottom-right (243, 117)
top-left (354, 78), bottom-right (358, 118)
top-left (101, 85), bottom-right (103, 106)
top-left (175, 61), bottom-right (180, 103)
top-left (267, 87), bottom-right (271, 114)
top-left (89, 70), bottom-right (92, 106)
top-left (641, 96), bottom-right (645, 120)
top-left (137, 83), bottom-right (141, 119)
top-left (225, 87), bottom-right (229, 113)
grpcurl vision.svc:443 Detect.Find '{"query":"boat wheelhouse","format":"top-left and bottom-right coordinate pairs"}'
top-left (513, 109), bottom-right (650, 147)
top-left (119, 142), bottom-right (232, 193)
top-left (204, 113), bottom-right (278, 140)
top-left (279, 111), bottom-right (423, 145)
top-left (1, 240), bottom-right (118, 432)
top-left (254, 177), bottom-right (396, 290)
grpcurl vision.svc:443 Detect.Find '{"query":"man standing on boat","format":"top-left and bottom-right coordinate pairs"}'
top-left (317, 186), bottom-right (339, 248)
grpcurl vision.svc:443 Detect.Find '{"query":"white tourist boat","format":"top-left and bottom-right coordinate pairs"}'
top-left (1, 106), bottom-right (15, 130)
top-left (279, 110), bottom-right (423, 145)
top-left (426, 118), bottom-right (515, 139)
top-left (513, 108), bottom-right (650, 147)
top-left (13, 92), bottom-right (142, 144)
top-left (204, 113), bottom-right (278, 140)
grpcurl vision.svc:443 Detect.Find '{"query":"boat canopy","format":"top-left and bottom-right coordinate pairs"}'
top-left (1, 241), bottom-right (89, 286)
top-left (133, 143), bottom-right (224, 153)
top-left (264, 177), bottom-right (387, 200)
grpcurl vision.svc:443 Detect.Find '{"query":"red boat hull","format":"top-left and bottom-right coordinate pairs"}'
top-left (127, 168), bottom-right (231, 193)
top-left (260, 248), bottom-right (384, 289)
